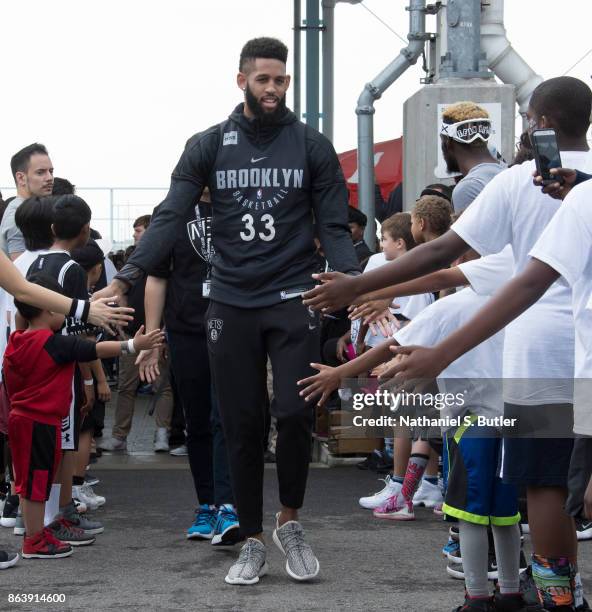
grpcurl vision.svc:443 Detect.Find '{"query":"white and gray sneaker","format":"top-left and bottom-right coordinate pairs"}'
top-left (272, 513), bottom-right (319, 582)
top-left (224, 538), bottom-right (268, 585)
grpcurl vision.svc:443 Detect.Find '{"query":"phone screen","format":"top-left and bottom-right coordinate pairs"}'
top-left (532, 130), bottom-right (562, 180)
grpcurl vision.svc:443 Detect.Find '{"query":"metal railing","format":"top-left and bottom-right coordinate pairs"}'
top-left (0, 186), bottom-right (168, 251)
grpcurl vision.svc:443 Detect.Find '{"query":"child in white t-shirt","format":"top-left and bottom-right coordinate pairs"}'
top-left (355, 203), bottom-right (450, 514)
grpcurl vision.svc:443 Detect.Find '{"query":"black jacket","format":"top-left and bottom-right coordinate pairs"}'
top-left (118, 104), bottom-right (359, 308)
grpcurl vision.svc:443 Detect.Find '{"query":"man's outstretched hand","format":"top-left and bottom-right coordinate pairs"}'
top-left (302, 272), bottom-right (359, 312)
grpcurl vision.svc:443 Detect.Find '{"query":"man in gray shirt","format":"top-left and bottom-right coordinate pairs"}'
top-left (439, 102), bottom-right (505, 212)
top-left (0, 143), bottom-right (54, 260)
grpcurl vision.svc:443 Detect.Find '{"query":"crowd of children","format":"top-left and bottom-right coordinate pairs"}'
top-left (303, 77), bottom-right (592, 611)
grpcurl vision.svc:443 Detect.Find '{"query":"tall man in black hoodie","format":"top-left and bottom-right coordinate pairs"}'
top-left (95, 37), bottom-right (359, 585)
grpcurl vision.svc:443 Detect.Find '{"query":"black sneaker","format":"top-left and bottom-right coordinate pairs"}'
top-left (356, 450), bottom-right (381, 471)
top-left (375, 450), bottom-right (394, 475)
top-left (576, 519), bottom-right (592, 541)
top-left (493, 591), bottom-right (528, 612)
top-left (0, 550), bottom-right (19, 569)
top-left (1, 495), bottom-right (19, 528)
top-left (452, 593), bottom-right (494, 611)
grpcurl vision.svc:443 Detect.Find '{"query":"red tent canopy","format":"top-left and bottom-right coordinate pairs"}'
top-left (338, 137), bottom-right (403, 206)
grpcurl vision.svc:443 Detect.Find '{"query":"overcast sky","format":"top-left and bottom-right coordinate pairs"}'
top-left (0, 1), bottom-right (590, 192)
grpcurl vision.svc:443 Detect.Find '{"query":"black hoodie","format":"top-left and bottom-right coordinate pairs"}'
top-left (118, 103), bottom-right (359, 308)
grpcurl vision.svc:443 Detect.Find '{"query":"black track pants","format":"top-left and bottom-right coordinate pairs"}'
top-left (206, 299), bottom-right (320, 537)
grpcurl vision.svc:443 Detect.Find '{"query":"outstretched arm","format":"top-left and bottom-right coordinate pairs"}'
top-left (349, 266), bottom-right (468, 324)
top-left (381, 259), bottom-right (559, 382)
top-left (303, 231), bottom-right (468, 312)
top-left (0, 249), bottom-right (133, 330)
top-left (297, 338), bottom-right (397, 405)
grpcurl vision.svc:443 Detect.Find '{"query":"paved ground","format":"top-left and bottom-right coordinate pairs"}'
top-left (1, 395), bottom-right (591, 611)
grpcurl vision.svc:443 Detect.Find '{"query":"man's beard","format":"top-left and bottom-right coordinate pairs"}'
top-left (245, 84), bottom-right (287, 126)
top-left (442, 147), bottom-right (460, 174)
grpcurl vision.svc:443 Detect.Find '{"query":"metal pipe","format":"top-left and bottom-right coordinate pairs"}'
top-left (480, 0), bottom-right (543, 116)
top-left (306, 0), bottom-right (321, 131)
top-left (321, 0), bottom-right (335, 141)
top-left (293, 0), bottom-right (301, 118)
top-left (356, 0), bottom-right (427, 247)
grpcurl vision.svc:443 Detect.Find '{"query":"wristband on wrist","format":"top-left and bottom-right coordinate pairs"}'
top-left (120, 339), bottom-right (136, 355)
top-left (81, 300), bottom-right (91, 322)
top-left (83, 378), bottom-right (94, 387)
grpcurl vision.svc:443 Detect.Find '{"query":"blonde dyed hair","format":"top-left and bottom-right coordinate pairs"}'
top-left (442, 101), bottom-right (489, 124)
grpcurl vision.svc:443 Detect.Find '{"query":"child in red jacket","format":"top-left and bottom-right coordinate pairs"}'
top-left (4, 273), bottom-right (163, 559)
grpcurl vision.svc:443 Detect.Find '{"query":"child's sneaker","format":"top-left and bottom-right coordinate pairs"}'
top-left (22, 529), bottom-right (73, 559)
top-left (187, 505), bottom-right (217, 540)
top-left (442, 536), bottom-right (461, 561)
top-left (373, 495), bottom-right (415, 520)
top-left (0, 550), bottom-right (19, 568)
top-left (1, 494), bottom-right (19, 528)
top-left (60, 502), bottom-right (104, 535)
top-left (492, 592), bottom-right (527, 612)
top-left (211, 504), bottom-right (241, 546)
top-left (48, 518), bottom-right (95, 547)
top-left (359, 476), bottom-right (402, 510)
top-left (72, 484), bottom-right (105, 510)
top-left (412, 478), bottom-right (443, 508)
top-left (452, 592), bottom-right (494, 611)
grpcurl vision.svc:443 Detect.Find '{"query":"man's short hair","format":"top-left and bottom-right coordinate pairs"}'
top-left (441, 102), bottom-right (490, 149)
top-left (15, 273), bottom-right (64, 322)
top-left (133, 214), bottom-right (151, 229)
top-left (348, 205), bottom-right (367, 227)
top-left (529, 76), bottom-right (592, 138)
top-left (381, 212), bottom-right (416, 251)
top-left (442, 101), bottom-right (489, 124)
top-left (52, 195), bottom-right (92, 240)
top-left (413, 195), bottom-right (453, 237)
top-left (52, 177), bottom-right (76, 196)
top-left (15, 196), bottom-right (56, 251)
top-left (10, 143), bottom-right (49, 181)
top-left (239, 37), bottom-right (288, 72)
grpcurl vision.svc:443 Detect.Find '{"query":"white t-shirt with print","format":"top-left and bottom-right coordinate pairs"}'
top-left (530, 179), bottom-right (592, 434)
top-left (451, 151), bottom-right (592, 405)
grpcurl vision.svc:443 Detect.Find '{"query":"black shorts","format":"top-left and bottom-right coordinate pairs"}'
top-left (500, 436), bottom-right (574, 487)
top-left (500, 402), bottom-right (574, 487)
top-left (566, 436), bottom-right (592, 518)
top-left (9, 414), bottom-right (60, 502)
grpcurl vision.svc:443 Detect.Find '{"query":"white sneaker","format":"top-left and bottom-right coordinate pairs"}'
top-left (72, 484), bottom-right (106, 511)
top-left (359, 476), bottom-right (402, 510)
top-left (412, 479), bottom-right (443, 508)
top-left (98, 437), bottom-right (127, 452)
top-left (154, 428), bottom-right (169, 453)
top-left (73, 498), bottom-right (87, 514)
top-left (169, 444), bottom-right (188, 456)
